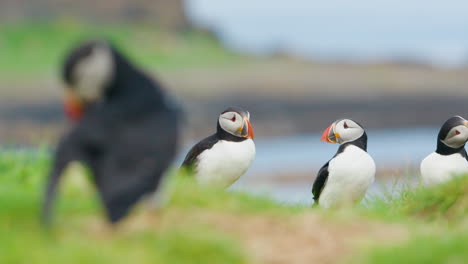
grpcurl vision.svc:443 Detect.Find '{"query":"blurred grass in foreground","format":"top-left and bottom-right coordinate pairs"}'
top-left (0, 150), bottom-right (248, 264)
top-left (355, 233), bottom-right (468, 264)
top-left (0, 150), bottom-right (467, 263)
top-left (365, 174), bottom-right (468, 223)
top-left (355, 176), bottom-right (468, 263)
top-left (0, 21), bottom-right (241, 79)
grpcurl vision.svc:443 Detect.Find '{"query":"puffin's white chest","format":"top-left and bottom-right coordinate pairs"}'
top-left (319, 145), bottom-right (376, 208)
top-left (196, 139), bottom-right (255, 188)
top-left (420, 152), bottom-right (468, 186)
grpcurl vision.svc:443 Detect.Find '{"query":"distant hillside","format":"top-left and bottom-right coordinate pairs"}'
top-left (0, 0), bottom-right (189, 30)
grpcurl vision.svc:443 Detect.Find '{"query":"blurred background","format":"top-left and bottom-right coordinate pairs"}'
top-left (1, 0), bottom-right (467, 203)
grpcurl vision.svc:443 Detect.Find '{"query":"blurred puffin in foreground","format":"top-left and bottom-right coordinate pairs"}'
top-left (42, 40), bottom-right (180, 225)
top-left (421, 116), bottom-right (468, 186)
top-left (312, 119), bottom-right (375, 208)
top-left (181, 107), bottom-right (255, 188)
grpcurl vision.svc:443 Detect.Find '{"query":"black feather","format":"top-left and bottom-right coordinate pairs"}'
top-left (312, 161), bottom-right (329, 204)
top-left (181, 134), bottom-right (219, 170)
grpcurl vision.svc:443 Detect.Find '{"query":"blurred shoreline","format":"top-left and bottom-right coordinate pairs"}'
top-left (0, 23), bottom-right (467, 144)
top-left (1, 92), bottom-right (466, 144)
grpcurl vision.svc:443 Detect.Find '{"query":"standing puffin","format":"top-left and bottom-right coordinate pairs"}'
top-left (42, 40), bottom-right (180, 225)
top-left (420, 116), bottom-right (468, 186)
top-left (312, 119), bottom-right (375, 208)
top-left (181, 107), bottom-right (255, 188)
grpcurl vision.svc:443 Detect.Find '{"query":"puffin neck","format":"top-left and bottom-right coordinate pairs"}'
top-left (436, 140), bottom-right (467, 156)
top-left (337, 132), bottom-right (368, 153)
top-left (216, 122), bottom-right (247, 142)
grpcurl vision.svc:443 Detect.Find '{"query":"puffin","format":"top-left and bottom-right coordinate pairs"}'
top-left (420, 116), bottom-right (468, 186)
top-left (181, 107), bottom-right (255, 188)
top-left (42, 39), bottom-right (180, 225)
top-left (312, 119), bottom-right (375, 208)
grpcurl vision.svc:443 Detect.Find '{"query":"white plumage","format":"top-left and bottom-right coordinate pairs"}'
top-left (73, 44), bottom-right (114, 101)
top-left (196, 139), bottom-right (256, 188)
top-left (420, 153), bottom-right (468, 186)
top-left (318, 145), bottom-right (376, 208)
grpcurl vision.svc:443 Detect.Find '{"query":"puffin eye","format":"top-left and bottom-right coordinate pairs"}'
top-left (231, 115), bottom-right (236, 122)
top-left (344, 122), bottom-right (349, 129)
top-left (455, 130), bottom-right (461, 135)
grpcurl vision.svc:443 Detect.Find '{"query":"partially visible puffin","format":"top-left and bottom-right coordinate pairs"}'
top-left (42, 40), bottom-right (180, 225)
top-left (312, 119), bottom-right (375, 208)
top-left (420, 116), bottom-right (468, 186)
top-left (181, 107), bottom-right (255, 188)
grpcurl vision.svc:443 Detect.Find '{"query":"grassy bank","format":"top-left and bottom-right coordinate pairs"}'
top-left (0, 150), bottom-right (249, 264)
top-left (0, 150), bottom-right (467, 263)
top-left (0, 21), bottom-right (241, 79)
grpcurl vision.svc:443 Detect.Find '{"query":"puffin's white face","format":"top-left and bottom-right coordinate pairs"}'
top-left (219, 110), bottom-right (254, 139)
top-left (442, 123), bottom-right (468, 149)
top-left (63, 42), bottom-right (115, 121)
top-left (321, 119), bottom-right (364, 144)
top-left (71, 44), bottom-right (114, 102)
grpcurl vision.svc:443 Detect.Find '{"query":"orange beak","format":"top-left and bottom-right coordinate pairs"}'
top-left (246, 120), bottom-right (254, 139)
top-left (63, 90), bottom-right (83, 121)
top-left (320, 122), bottom-right (337, 143)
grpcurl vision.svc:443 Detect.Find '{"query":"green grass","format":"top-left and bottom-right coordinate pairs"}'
top-left (355, 233), bottom-right (468, 264)
top-left (0, 150), bottom-right (249, 264)
top-left (355, 175), bottom-right (468, 264)
top-left (365, 175), bottom-right (468, 223)
top-left (170, 170), bottom-right (305, 215)
top-left (1, 149), bottom-right (468, 263)
top-left (0, 225), bottom-right (247, 264)
top-left (0, 21), bottom-right (241, 80)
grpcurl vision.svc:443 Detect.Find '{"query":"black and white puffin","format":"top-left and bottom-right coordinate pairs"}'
top-left (181, 107), bottom-right (255, 188)
top-left (42, 40), bottom-right (180, 224)
top-left (312, 119), bottom-right (375, 208)
top-left (420, 116), bottom-right (468, 186)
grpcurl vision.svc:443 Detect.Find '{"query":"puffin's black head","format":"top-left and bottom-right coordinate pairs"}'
top-left (321, 118), bottom-right (366, 145)
top-left (437, 116), bottom-right (468, 151)
top-left (62, 40), bottom-right (116, 120)
top-left (217, 107), bottom-right (254, 139)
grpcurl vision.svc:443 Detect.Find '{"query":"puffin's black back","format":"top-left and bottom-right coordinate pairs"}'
top-left (42, 42), bottom-right (180, 224)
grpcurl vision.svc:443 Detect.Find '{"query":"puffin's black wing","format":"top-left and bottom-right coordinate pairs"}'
top-left (181, 134), bottom-right (218, 169)
top-left (94, 109), bottom-right (179, 222)
top-left (43, 104), bottom-right (179, 224)
top-left (312, 161), bottom-right (330, 204)
top-left (42, 130), bottom-right (86, 226)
